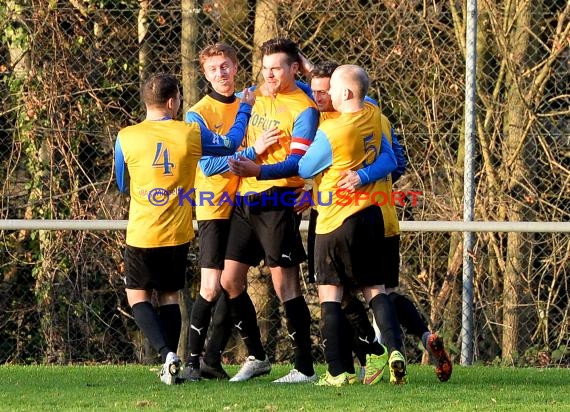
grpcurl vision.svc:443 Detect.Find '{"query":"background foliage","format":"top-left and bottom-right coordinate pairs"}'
top-left (0, 0), bottom-right (568, 367)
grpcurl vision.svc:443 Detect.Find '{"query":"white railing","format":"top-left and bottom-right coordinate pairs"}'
top-left (1, 219), bottom-right (570, 232)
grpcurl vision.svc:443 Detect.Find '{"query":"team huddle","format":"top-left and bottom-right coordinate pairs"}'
top-left (114, 38), bottom-right (452, 387)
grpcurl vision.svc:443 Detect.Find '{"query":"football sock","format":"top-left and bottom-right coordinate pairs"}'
top-left (132, 301), bottom-right (171, 362)
top-left (320, 301), bottom-right (346, 377)
top-left (228, 291), bottom-right (266, 360)
top-left (339, 310), bottom-right (356, 373)
top-left (343, 295), bottom-right (375, 364)
top-left (389, 292), bottom-right (429, 341)
top-left (187, 295), bottom-right (214, 367)
top-left (284, 296), bottom-right (315, 376)
top-left (158, 303), bottom-right (181, 355)
top-left (369, 293), bottom-right (403, 353)
top-left (204, 292), bottom-right (232, 366)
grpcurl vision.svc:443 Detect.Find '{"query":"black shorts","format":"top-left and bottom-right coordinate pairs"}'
top-left (382, 235), bottom-right (400, 289)
top-left (197, 219), bottom-right (231, 270)
top-left (225, 187), bottom-right (307, 268)
top-left (315, 205), bottom-right (385, 288)
top-left (124, 242), bottom-right (189, 291)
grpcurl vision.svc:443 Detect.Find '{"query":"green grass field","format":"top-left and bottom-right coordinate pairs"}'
top-left (1, 364), bottom-right (569, 411)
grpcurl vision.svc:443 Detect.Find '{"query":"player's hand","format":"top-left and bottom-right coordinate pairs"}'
top-left (253, 127), bottom-right (282, 155)
top-left (228, 156), bottom-right (261, 177)
top-left (337, 170), bottom-right (362, 193)
top-left (298, 53), bottom-right (314, 76)
top-left (293, 187), bottom-right (312, 214)
top-left (240, 87), bottom-right (256, 106)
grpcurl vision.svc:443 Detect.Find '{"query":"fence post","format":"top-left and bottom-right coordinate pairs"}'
top-left (462, 0), bottom-right (478, 366)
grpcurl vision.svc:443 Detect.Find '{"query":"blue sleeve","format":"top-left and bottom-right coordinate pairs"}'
top-left (298, 130), bottom-right (333, 178)
top-left (197, 102), bottom-right (252, 155)
top-left (258, 107), bottom-right (319, 180)
top-left (185, 111), bottom-right (206, 125)
top-left (391, 133), bottom-right (407, 183)
top-left (356, 135), bottom-right (397, 185)
top-left (364, 95), bottom-right (379, 106)
top-left (114, 137), bottom-right (130, 193)
top-left (296, 80), bottom-right (314, 101)
top-left (199, 147), bottom-right (257, 177)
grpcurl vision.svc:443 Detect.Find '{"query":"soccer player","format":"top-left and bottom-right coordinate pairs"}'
top-left (298, 64), bottom-right (407, 386)
top-left (310, 61), bottom-right (452, 383)
top-left (114, 73), bottom-right (255, 385)
top-left (212, 38), bottom-right (319, 383)
top-left (182, 42), bottom-right (278, 381)
top-left (181, 43), bottom-right (280, 382)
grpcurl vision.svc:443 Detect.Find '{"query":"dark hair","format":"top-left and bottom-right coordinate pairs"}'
top-left (311, 61), bottom-right (340, 79)
top-left (142, 74), bottom-right (180, 106)
top-left (199, 42), bottom-right (238, 68)
top-left (260, 37), bottom-right (300, 66)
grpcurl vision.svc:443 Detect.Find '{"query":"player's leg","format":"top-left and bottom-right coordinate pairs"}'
top-left (384, 233), bottom-right (452, 382)
top-left (341, 292), bottom-right (387, 383)
top-left (201, 291), bottom-right (232, 379)
top-left (223, 199), bottom-right (270, 382)
top-left (257, 191), bottom-right (315, 383)
top-left (314, 224), bottom-right (355, 386)
top-left (350, 206), bottom-right (402, 384)
top-left (124, 243), bottom-right (187, 385)
top-left (183, 220), bottom-right (230, 381)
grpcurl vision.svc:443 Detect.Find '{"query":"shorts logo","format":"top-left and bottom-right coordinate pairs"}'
top-left (281, 252), bottom-right (293, 261)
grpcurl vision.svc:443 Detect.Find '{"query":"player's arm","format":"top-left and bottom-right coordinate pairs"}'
top-left (391, 133), bottom-right (407, 183)
top-left (199, 148), bottom-right (256, 176)
top-left (191, 89), bottom-right (255, 156)
top-left (114, 136), bottom-right (130, 194)
top-left (356, 135), bottom-right (397, 185)
top-left (199, 127), bottom-right (282, 176)
top-left (257, 107), bottom-right (319, 179)
top-left (298, 129), bottom-right (333, 179)
top-left (337, 135), bottom-right (397, 192)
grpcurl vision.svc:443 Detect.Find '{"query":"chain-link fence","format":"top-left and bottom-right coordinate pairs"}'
top-left (0, 1), bottom-right (568, 367)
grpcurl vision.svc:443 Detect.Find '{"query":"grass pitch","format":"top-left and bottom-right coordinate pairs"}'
top-left (1, 364), bottom-right (569, 411)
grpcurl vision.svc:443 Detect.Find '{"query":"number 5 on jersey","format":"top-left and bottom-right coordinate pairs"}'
top-left (362, 133), bottom-right (378, 167)
top-left (152, 142), bottom-right (175, 175)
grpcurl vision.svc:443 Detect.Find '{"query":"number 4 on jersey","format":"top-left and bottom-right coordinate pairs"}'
top-left (152, 142), bottom-right (175, 175)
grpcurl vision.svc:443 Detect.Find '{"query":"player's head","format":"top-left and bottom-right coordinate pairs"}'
top-left (142, 73), bottom-right (181, 116)
top-left (310, 61), bottom-right (339, 112)
top-left (260, 37), bottom-right (300, 95)
top-left (199, 42), bottom-right (238, 96)
top-left (329, 65), bottom-right (369, 111)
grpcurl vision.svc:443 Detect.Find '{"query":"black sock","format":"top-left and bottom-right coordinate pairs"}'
top-left (369, 294), bottom-right (403, 353)
top-left (339, 311), bottom-right (356, 374)
top-left (158, 303), bottom-right (181, 355)
top-left (188, 295), bottom-right (214, 367)
top-left (204, 292), bottom-right (232, 366)
top-left (320, 301), bottom-right (346, 376)
top-left (389, 292), bottom-right (429, 341)
top-left (132, 301), bottom-right (171, 362)
top-left (343, 296), bottom-right (376, 365)
top-left (228, 291), bottom-right (265, 360)
top-left (284, 296), bottom-right (314, 376)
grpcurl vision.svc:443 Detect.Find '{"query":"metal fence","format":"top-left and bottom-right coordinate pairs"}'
top-left (0, 1), bottom-right (568, 368)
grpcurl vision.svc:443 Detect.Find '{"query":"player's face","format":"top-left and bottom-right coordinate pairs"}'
top-left (311, 77), bottom-right (334, 112)
top-left (203, 54), bottom-right (238, 96)
top-left (328, 71), bottom-right (343, 111)
top-left (262, 52), bottom-right (298, 95)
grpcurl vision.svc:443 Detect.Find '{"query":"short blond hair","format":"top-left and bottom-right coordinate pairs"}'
top-left (199, 42), bottom-right (238, 69)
